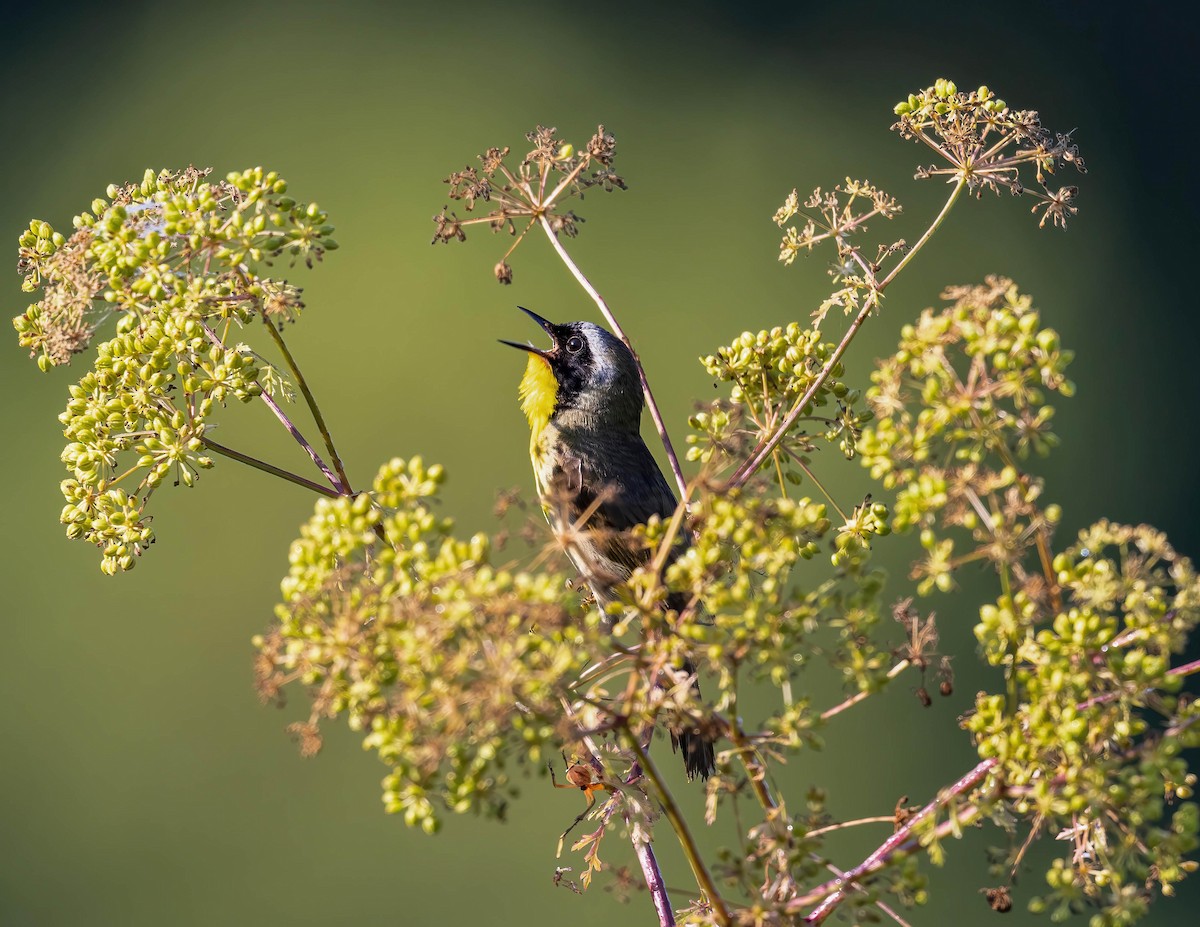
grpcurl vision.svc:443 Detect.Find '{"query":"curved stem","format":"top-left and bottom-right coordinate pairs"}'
top-left (633, 838), bottom-right (676, 927)
top-left (878, 176), bottom-right (967, 288)
top-left (622, 728), bottom-right (732, 927)
top-left (538, 214), bottom-right (688, 499)
top-left (200, 437), bottom-right (340, 498)
top-left (807, 816), bottom-right (898, 839)
top-left (260, 314), bottom-right (354, 492)
top-left (793, 758), bottom-right (997, 921)
top-left (820, 659), bottom-right (912, 722)
top-left (200, 323), bottom-right (347, 494)
top-left (727, 175), bottom-right (968, 490)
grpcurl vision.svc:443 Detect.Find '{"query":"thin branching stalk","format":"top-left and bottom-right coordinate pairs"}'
top-left (799, 656), bottom-right (1200, 921)
top-left (807, 816), bottom-right (899, 839)
top-left (821, 861), bottom-right (915, 927)
top-left (781, 446), bottom-right (849, 521)
top-left (820, 660), bottom-right (912, 722)
top-left (728, 176), bottom-right (968, 489)
top-left (877, 177), bottom-right (967, 288)
top-left (199, 323), bottom-right (347, 493)
top-left (259, 312), bottom-right (354, 492)
top-left (634, 838), bottom-right (676, 927)
top-left (623, 727), bottom-right (732, 927)
top-left (537, 214), bottom-right (688, 499)
top-left (200, 437), bottom-right (340, 498)
top-left (728, 722), bottom-right (780, 814)
top-left (794, 757), bottom-right (997, 920)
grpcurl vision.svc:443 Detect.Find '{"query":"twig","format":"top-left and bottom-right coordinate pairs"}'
top-left (619, 739), bottom-right (677, 927)
top-left (728, 722), bottom-right (780, 814)
top-left (623, 727), bottom-right (732, 927)
top-left (796, 655), bottom-right (1200, 921)
top-left (820, 660), bottom-right (912, 722)
top-left (808, 816), bottom-right (899, 839)
top-left (560, 700), bottom-right (675, 927)
top-left (200, 437), bottom-right (340, 498)
top-left (793, 758), bottom-right (996, 921)
top-left (259, 313), bottom-right (354, 492)
top-left (727, 176), bottom-right (968, 490)
top-left (821, 861), bottom-right (915, 927)
top-left (633, 838), bottom-right (675, 926)
top-left (538, 214), bottom-right (688, 499)
top-left (199, 323), bottom-right (347, 494)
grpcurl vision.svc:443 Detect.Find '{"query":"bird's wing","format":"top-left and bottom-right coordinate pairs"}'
top-left (549, 436), bottom-right (680, 580)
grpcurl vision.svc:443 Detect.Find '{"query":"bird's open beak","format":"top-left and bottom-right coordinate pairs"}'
top-left (499, 306), bottom-right (557, 357)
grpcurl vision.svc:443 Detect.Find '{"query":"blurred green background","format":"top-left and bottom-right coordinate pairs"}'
top-left (2, 1), bottom-right (1196, 924)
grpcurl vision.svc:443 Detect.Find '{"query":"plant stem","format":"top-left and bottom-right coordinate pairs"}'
top-left (792, 758), bottom-right (997, 921)
top-left (820, 862), bottom-right (915, 927)
top-left (623, 728), bottom-right (732, 927)
top-left (260, 314), bottom-right (354, 492)
top-left (807, 816), bottom-right (898, 839)
top-left (728, 723), bottom-right (779, 814)
top-left (727, 175), bottom-right (968, 490)
top-left (200, 437), bottom-right (340, 498)
top-left (542, 156), bottom-right (593, 210)
top-left (561, 704), bottom-right (675, 927)
top-left (878, 176), bottom-right (967, 288)
top-left (256, 384), bottom-right (348, 493)
top-left (631, 805), bottom-right (676, 926)
top-left (200, 323), bottom-right (347, 494)
top-left (796, 655), bottom-right (1200, 921)
top-left (781, 446), bottom-right (849, 521)
top-left (820, 660), bottom-right (912, 722)
top-left (538, 214), bottom-right (688, 500)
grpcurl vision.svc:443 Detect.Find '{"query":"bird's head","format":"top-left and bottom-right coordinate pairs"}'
top-left (501, 308), bottom-right (642, 436)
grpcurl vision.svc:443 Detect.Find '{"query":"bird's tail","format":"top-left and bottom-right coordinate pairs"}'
top-left (668, 657), bottom-right (717, 781)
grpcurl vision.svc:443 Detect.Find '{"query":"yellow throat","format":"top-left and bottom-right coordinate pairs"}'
top-left (518, 353), bottom-right (557, 458)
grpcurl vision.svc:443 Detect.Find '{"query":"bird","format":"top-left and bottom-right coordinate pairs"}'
top-left (501, 306), bottom-right (716, 781)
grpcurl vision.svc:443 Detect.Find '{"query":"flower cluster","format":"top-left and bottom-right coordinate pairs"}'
top-left (861, 275), bottom-right (1200, 922)
top-left (775, 179), bottom-right (901, 267)
top-left (690, 323), bottom-right (874, 482)
top-left (256, 457), bottom-right (592, 832)
top-left (859, 276), bottom-right (1074, 593)
top-left (13, 167), bottom-right (337, 571)
top-left (432, 125), bottom-right (625, 283)
top-left (893, 78), bottom-right (1086, 228)
top-left (624, 486), bottom-right (891, 751)
top-left (968, 522), bottom-right (1200, 923)
top-left (773, 179), bottom-right (903, 326)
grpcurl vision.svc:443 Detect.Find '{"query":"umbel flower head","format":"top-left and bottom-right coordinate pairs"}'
top-left (13, 167), bottom-right (338, 572)
top-left (256, 456), bottom-right (595, 833)
top-left (893, 78), bottom-right (1086, 228)
top-left (432, 125), bottom-right (626, 283)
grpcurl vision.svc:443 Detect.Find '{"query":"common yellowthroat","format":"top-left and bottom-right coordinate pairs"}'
top-left (502, 307), bottom-right (716, 780)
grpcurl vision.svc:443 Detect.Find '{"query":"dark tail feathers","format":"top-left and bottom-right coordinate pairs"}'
top-left (670, 726), bottom-right (716, 781)
top-left (667, 656), bottom-right (716, 781)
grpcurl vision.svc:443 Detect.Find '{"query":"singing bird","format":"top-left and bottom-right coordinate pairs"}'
top-left (501, 307), bottom-right (716, 780)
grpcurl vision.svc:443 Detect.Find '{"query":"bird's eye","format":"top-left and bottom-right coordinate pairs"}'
top-left (565, 335), bottom-right (584, 354)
